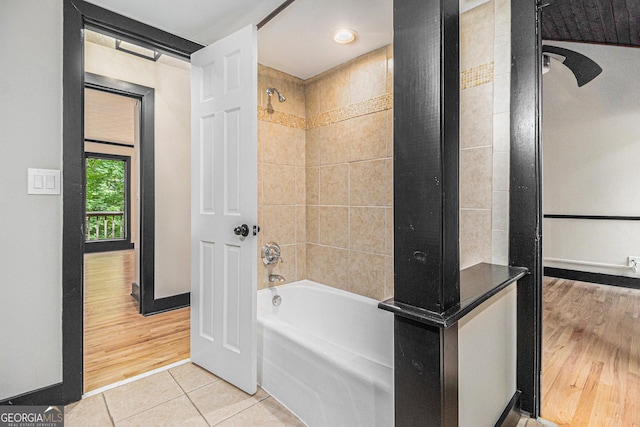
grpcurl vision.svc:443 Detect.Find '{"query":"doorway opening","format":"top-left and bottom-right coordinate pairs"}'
top-left (81, 28), bottom-right (193, 393)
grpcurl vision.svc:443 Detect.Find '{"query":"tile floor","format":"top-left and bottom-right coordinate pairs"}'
top-left (66, 361), bottom-right (552, 427)
top-left (64, 363), bottom-right (305, 427)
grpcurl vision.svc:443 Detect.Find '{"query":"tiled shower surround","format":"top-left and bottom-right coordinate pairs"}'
top-left (259, 0), bottom-right (510, 298)
top-left (257, 45), bottom-right (394, 300)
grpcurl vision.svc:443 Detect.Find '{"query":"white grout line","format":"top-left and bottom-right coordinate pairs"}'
top-left (82, 358), bottom-right (191, 398)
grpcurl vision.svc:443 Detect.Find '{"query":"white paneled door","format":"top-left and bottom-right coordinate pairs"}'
top-left (190, 24), bottom-right (258, 395)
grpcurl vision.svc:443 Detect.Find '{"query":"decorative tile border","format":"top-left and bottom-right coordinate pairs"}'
top-left (258, 93), bottom-right (393, 130)
top-left (306, 93), bottom-right (393, 130)
top-left (258, 107), bottom-right (306, 130)
top-left (460, 62), bottom-right (494, 90)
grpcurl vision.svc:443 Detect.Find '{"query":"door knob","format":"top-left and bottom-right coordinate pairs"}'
top-left (234, 224), bottom-right (249, 240)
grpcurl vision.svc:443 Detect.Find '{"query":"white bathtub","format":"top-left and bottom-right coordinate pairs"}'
top-left (257, 280), bottom-right (394, 427)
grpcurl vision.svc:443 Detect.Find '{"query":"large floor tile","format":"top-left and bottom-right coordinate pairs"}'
top-left (188, 380), bottom-right (268, 425)
top-left (115, 395), bottom-right (208, 427)
top-left (65, 394), bottom-right (113, 427)
top-left (169, 362), bottom-right (220, 393)
top-left (215, 397), bottom-right (305, 427)
top-left (103, 371), bottom-right (184, 422)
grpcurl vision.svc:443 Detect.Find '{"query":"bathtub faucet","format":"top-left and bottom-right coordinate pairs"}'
top-left (269, 274), bottom-right (286, 283)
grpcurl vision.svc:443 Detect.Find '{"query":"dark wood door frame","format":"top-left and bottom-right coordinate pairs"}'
top-left (0, 0), bottom-right (203, 405)
top-left (510, 1), bottom-right (543, 418)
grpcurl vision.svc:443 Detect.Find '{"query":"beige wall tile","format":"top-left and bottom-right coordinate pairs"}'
top-left (320, 121), bottom-right (350, 165)
top-left (460, 83), bottom-right (494, 149)
top-left (295, 128), bottom-right (305, 167)
top-left (348, 251), bottom-right (386, 300)
top-left (386, 45), bottom-right (394, 94)
top-left (349, 111), bottom-right (387, 162)
top-left (296, 205), bottom-right (306, 244)
top-left (385, 159), bottom-right (393, 207)
top-left (306, 166), bottom-right (319, 205)
top-left (494, 34), bottom-right (511, 76)
top-left (385, 255), bottom-right (394, 300)
top-left (492, 229), bottom-right (509, 265)
top-left (494, 0), bottom-right (511, 38)
top-left (263, 164), bottom-right (296, 205)
top-left (296, 243), bottom-right (306, 280)
top-left (349, 207), bottom-right (385, 253)
top-left (460, 147), bottom-right (493, 209)
top-left (386, 109), bottom-right (394, 158)
top-left (274, 244), bottom-right (296, 284)
top-left (257, 161), bottom-right (263, 206)
top-left (460, 1), bottom-right (495, 70)
top-left (319, 206), bottom-right (349, 248)
top-left (493, 112), bottom-right (510, 153)
top-left (319, 164), bottom-right (349, 206)
top-left (306, 206), bottom-right (319, 243)
top-left (304, 78), bottom-right (322, 119)
top-left (262, 205), bottom-right (296, 245)
top-left (295, 167), bottom-right (305, 205)
top-left (460, 209), bottom-right (492, 269)
top-left (261, 122), bottom-right (297, 166)
top-left (349, 48), bottom-right (387, 105)
top-left (492, 190), bottom-right (509, 231)
top-left (306, 244), bottom-right (349, 290)
top-left (305, 127), bottom-right (321, 167)
top-left (385, 208), bottom-right (394, 256)
top-left (493, 151), bottom-right (509, 191)
top-left (350, 160), bottom-right (386, 206)
top-left (493, 72), bottom-right (510, 114)
top-left (259, 67), bottom-right (305, 118)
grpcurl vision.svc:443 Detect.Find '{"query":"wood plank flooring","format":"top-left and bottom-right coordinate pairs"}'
top-left (542, 276), bottom-right (640, 426)
top-left (84, 250), bottom-right (190, 392)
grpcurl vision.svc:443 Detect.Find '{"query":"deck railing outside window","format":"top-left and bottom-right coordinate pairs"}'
top-left (86, 212), bottom-right (125, 241)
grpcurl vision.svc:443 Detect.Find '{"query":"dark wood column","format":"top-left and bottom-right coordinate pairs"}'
top-left (383, 0), bottom-right (460, 425)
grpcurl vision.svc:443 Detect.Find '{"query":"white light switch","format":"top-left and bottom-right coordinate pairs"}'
top-left (28, 168), bottom-right (61, 195)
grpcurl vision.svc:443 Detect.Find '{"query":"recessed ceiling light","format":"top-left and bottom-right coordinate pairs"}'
top-left (332, 29), bottom-right (358, 44)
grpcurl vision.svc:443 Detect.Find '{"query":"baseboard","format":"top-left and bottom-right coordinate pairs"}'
top-left (84, 241), bottom-right (134, 253)
top-left (143, 292), bottom-right (190, 316)
top-left (0, 383), bottom-right (67, 406)
top-left (544, 267), bottom-right (640, 290)
top-left (495, 390), bottom-right (522, 427)
top-left (131, 282), bottom-right (140, 302)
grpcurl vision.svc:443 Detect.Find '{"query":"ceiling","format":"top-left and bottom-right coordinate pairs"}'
top-left (541, 0), bottom-right (640, 48)
top-left (85, 0), bottom-right (393, 80)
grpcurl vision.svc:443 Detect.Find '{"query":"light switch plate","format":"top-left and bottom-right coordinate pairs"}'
top-left (28, 168), bottom-right (61, 195)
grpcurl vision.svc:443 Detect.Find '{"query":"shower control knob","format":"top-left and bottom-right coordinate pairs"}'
top-left (234, 224), bottom-right (250, 240)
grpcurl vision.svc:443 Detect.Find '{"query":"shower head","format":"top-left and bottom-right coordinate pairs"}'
top-left (266, 87), bottom-right (286, 102)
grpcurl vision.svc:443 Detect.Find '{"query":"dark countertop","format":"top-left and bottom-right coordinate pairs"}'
top-left (378, 263), bottom-right (528, 328)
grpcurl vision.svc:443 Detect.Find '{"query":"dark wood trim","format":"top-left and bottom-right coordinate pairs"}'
top-left (544, 214), bottom-right (640, 221)
top-left (544, 267), bottom-right (640, 290)
top-left (144, 292), bottom-right (190, 316)
top-left (84, 72), bottom-right (159, 315)
top-left (510, 0), bottom-right (543, 417)
top-left (85, 138), bottom-right (135, 149)
top-left (85, 152), bottom-right (132, 251)
top-left (0, 383), bottom-right (65, 406)
top-left (390, 0), bottom-right (460, 425)
top-left (495, 390), bottom-right (522, 427)
top-left (84, 241), bottom-right (134, 253)
top-left (380, 263), bottom-right (527, 328)
top-left (72, 0), bottom-right (202, 61)
top-left (257, 0), bottom-right (297, 29)
top-left (62, 0), bottom-right (202, 404)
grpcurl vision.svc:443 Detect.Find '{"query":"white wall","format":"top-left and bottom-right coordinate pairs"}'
top-left (0, 0), bottom-right (63, 400)
top-left (458, 284), bottom-right (517, 427)
top-left (543, 41), bottom-right (640, 277)
top-left (85, 41), bottom-right (192, 298)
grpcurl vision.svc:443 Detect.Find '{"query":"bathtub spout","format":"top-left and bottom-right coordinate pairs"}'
top-left (269, 274), bottom-right (286, 283)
